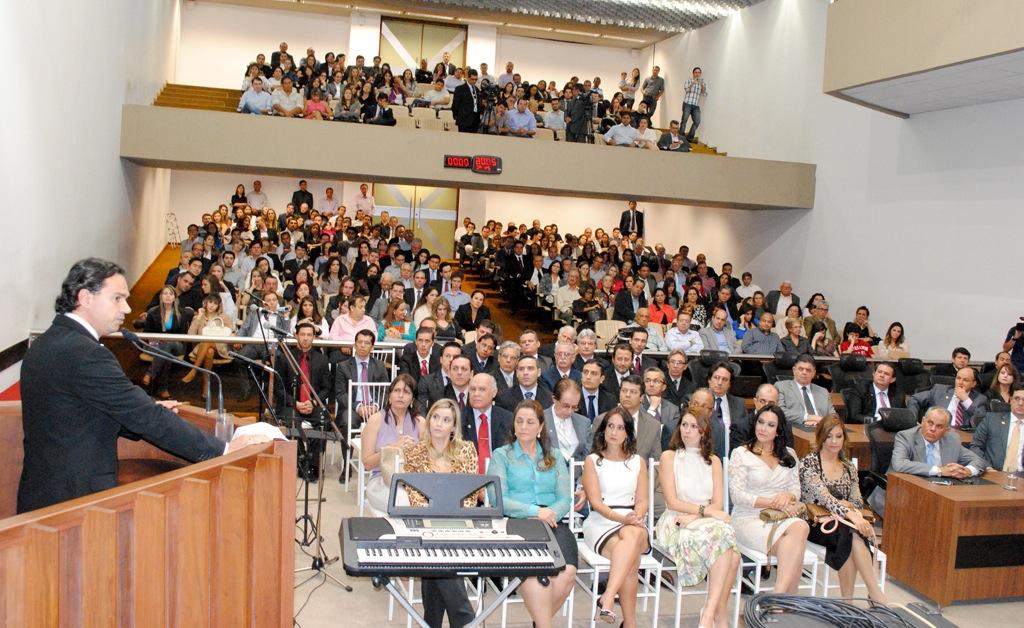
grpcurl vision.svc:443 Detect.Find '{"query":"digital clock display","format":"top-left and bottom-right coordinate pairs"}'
top-left (443, 154), bottom-right (503, 175)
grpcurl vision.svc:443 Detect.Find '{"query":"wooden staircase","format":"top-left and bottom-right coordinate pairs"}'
top-left (153, 83), bottom-right (241, 112)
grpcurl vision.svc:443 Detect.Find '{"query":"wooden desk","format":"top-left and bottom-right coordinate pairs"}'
top-left (884, 471), bottom-right (1024, 606)
top-left (792, 424), bottom-right (972, 471)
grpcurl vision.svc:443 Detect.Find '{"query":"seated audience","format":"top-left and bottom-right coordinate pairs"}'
top-left (777, 354), bottom-right (834, 428)
top-left (874, 321), bottom-right (908, 360)
top-left (582, 406), bottom-right (650, 627)
top-left (363, 93), bottom-right (397, 126)
top-left (402, 399), bottom-right (478, 628)
top-left (490, 400), bottom-right (577, 628)
top-left (183, 294), bottom-right (234, 391)
top-left (378, 299), bottom-right (416, 342)
top-left (272, 77), bottom-right (304, 117)
top-left (506, 99), bottom-right (537, 138)
top-left (729, 404), bottom-right (809, 594)
top-left (237, 77), bottom-right (272, 115)
top-left (454, 291), bottom-right (490, 332)
top-left (604, 112), bottom-right (639, 146)
top-left (891, 407), bottom-right (987, 478)
top-left (983, 363), bottom-right (1018, 411)
top-left (648, 288), bottom-right (676, 326)
top-left (741, 312), bottom-right (783, 355)
top-left (933, 347), bottom-right (972, 379)
top-left (656, 411), bottom-right (739, 628)
top-left (142, 286), bottom-right (194, 399)
top-left (907, 367), bottom-right (987, 427)
top-left (657, 120), bottom-right (691, 152)
top-left (845, 361), bottom-right (904, 424)
top-left (303, 90), bottom-right (329, 120)
top-left (698, 307), bottom-right (738, 354)
top-left (361, 374), bottom-right (423, 513)
top-left (970, 387), bottom-right (1024, 471)
top-left (799, 415), bottom-right (886, 604)
top-left (839, 322), bottom-right (873, 357)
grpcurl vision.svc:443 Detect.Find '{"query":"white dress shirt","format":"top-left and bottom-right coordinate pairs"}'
top-left (553, 414), bottom-right (579, 462)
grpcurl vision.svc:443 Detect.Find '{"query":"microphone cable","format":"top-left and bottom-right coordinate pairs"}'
top-left (744, 593), bottom-right (914, 628)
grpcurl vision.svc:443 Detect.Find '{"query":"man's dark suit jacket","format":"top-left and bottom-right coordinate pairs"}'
top-left (461, 405), bottom-right (513, 453)
top-left (416, 371), bottom-right (453, 416)
top-left (493, 370), bottom-right (517, 395)
top-left (845, 381), bottom-right (905, 424)
top-left (496, 386), bottom-right (553, 412)
top-left (252, 228), bottom-right (279, 245)
top-left (612, 289), bottom-right (647, 323)
top-left (540, 366), bottom-right (582, 391)
top-left (404, 286), bottom-right (427, 311)
top-left (657, 132), bottom-right (690, 152)
top-left (17, 316), bottom-right (224, 513)
top-left (766, 290), bottom-right (801, 315)
top-left (291, 189), bottom-right (314, 211)
top-left (362, 104), bottom-right (397, 126)
top-left (398, 343), bottom-right (441, 384)
top-left (579, 387), bottom-right (618, 421)
top-left (273, 347), bottom-right (332, 416)
top-left (451, 82), bottom-right (481, 132)
top-left (618, 209), bottom-right (644, 237)
top-left (334, 356), bottom-right (390, 423)
top-left (470, 354), bottom-right (496, 374)
top-left (682, 392), bottom-right (754, 459)
top-left (664, 376), bottom-right (696, 407)
top-left (282, 257), bottom-right (310, 283)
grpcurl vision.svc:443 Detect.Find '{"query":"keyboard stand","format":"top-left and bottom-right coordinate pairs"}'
top-left (372, 574), bottom-right (526, 628)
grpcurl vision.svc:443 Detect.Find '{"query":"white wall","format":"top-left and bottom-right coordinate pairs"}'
top-left (466, 25), bottom-right (497, 72)
top-left (0, 0), bottom-right (178, 354)
top-left (650, 0), bottom-right (1024, 359)
top-left (348, 10), bottom-right (381, 62)
top-left (495, 34), bottom-right (644, 90)
top-left (177, 2), bottom-right (351, 89)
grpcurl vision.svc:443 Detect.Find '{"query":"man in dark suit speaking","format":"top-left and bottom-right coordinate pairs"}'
top-left (618, 200), bottom-right (644, 238)
top-left (18, 258), bottom-right (269, 513)
top-left (451, 69), bottom-right (481, 133)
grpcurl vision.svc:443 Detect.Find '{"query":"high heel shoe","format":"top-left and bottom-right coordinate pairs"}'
top-left (594, 605), bottom-right (616, 625)
top-left (142, 373), bottom-right (152, 389)
top-left (181, 369), bottom-right (196, 384)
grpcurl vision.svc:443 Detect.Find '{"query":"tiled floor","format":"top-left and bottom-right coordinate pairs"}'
top-left (290, 455), bottom-right (1020, 628)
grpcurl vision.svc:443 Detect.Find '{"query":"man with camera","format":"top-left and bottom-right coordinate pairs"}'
top-left (1004, 317), bottom-right (1024, 373)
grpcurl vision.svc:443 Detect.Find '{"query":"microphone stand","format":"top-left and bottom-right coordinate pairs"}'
top-left (273, 330), bottom-right (351, 592)
top-left (122, 330), bottom-right (232, 442)
top-left (227, 351), bottom-right (285, 433)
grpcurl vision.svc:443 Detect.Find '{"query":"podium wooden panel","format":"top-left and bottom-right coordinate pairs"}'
top-left (0, 402), bottom-right (294, 626)
top-left (884, 471), bottom-right (1024, 606)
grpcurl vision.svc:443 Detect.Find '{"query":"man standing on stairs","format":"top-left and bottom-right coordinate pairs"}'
top-left (681, 66), bottom-right (707, 143)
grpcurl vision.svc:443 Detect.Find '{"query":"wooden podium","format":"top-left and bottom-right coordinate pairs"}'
top-left (0, 401), bottom-right (296, 626)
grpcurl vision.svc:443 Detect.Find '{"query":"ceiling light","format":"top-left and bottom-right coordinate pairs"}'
top-left (457, 17), bottom-right (505, 26)
top-left (352, 5), bottom-right (403, 14)
top-left (602, 35), bottom-right (648, 43)
top-left (505, 23), bottom-right (553, 32)
top-left (553, 29), bottom-right (599, 37)
top-left (404, 11), bottom-right (455, 20)
top-left (300, 0), bottom-right (350, 6)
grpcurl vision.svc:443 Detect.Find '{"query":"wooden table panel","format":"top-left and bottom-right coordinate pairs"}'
top-left (793, 424), bottom-right (971, 470)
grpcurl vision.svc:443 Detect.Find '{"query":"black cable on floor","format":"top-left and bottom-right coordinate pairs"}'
top-left (744, 593), bottom-right (914, 628)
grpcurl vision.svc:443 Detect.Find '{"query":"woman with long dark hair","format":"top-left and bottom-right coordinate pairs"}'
top-left (581, 407), bottom-right (649, 626)
top-left (874, 321), bottom-right (909, 359)
top-left (361, 374), bottom-right (423, 513)
top-left (656, 411), bottom-right (739, 628)
top-left (490, 400), bottom-right (577, 628)
top-left (142, 286), bottom-right (193, 399)
top-left (799, 415), bottom-right (886, 604)
top-left (728, 405), bottom-right (809, 593)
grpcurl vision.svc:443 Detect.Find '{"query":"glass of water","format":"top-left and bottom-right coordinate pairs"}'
top-left (1003, 472), bottom-right (1020, 491)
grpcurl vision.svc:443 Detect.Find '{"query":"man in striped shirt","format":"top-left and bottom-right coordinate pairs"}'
top-left (682, 66), bottom-right (707, 142)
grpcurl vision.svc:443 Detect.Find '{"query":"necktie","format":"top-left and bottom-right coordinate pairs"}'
top-left (298, 352), bottom-right (311, 405)
top-left (630, 211), bottom-right (636, 233)
top-left (714, 397), bottom-right (724, 431)
top-left (524, 391), bottom-right (534, 400)
top-left (802, 386), bottom-right (816, 416)
top-left (420, 359), bottom-right (428, 376)
top-left (1004, 420), bottom-right (1023, 472)
top-left (458, 392), bottom-right (465, 410)
top-left (634, 356), bottom-right (641, 374)
top-left (878, 390), bottom-right (889, 409)
top-left (926, 442), bottom-right (939, 468)
top-left (653, 405), bottom-right (662, 423)
top-left (443, 280), bottom-right (449, 293)
top-left (587, 395), bottom-right (596, 421)
top-left (477, 412), bottom-right (490, 474)
top-left (360, 361), bottom-right (370, 406)
top-left (954, 401), bottom-right (965, 427)
top-left (480, 361), bottom-right (487, 372)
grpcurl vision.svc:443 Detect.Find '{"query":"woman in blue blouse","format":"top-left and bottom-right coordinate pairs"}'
top-left (490, 400), bottom-right (578, 628)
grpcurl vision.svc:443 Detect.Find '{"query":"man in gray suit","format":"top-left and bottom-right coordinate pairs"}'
top-left (891, 407), bottom-right (987, 478)
top-left (607, 374), bottom-right (662, 462)
top-left (970, 387), bottom-right (1024, 470)
top-left (544, 379), bottom-right (592, 463)
top-left (776, 354), bottom-right (834, 428)
top-left (698, 306), bottom-right (738, 354)
top-left (334, 329), bottom-right (391, 424)
top-left (908, 367), bottom-right (988, 428)
top-left (641, 367), bottom-right (680, 449)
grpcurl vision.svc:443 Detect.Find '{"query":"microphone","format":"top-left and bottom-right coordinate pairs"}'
top-left (121, 329), bottom-right (232, 442)
top-left (267, 324), bottom-right (293, 337)
top-left (244, 289), bottom-right (267, 305)
top-left (228, 351), bottom-right (277, 375)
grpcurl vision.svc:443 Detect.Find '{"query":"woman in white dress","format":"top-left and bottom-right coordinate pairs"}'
top-left (581, 407), bottom-right (649, 626)
top-left (656, 411), bottom-right (739, 628)
top-left (728, 404), bottom-right (809, 593)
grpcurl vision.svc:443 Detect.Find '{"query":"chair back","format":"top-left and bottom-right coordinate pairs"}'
top-left (569, 459), bottom-right (586, 534)
top-left (929, 374), bottom-right (955, 388)
top-left (371, 348), bottom-right (399, 379)
top-left (895, 358), bottom-right (930, 393)
top-left (346, 381), bottom-right (392, 444)
top-left (866, 422), bottom-right (896, 476)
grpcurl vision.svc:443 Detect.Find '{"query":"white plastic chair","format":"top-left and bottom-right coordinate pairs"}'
top-left (570, 459), bottom-right (662, 628)
top-left (648, 458), bottom-right (743, 628)
top-left (370, 347), bottom-right (399, 379)
top-left (344, 381), bottom-right (391, 516)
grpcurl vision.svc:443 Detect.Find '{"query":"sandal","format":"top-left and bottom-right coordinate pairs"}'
top-left (142, 374), bottom-right (151, 389)
top-left (594, 606), bottom-right (617, 625)
top-left (158, 390), bottom-right (171, 400)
